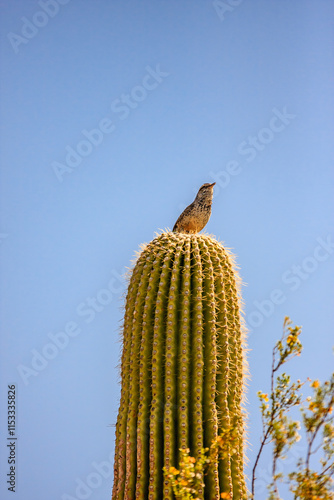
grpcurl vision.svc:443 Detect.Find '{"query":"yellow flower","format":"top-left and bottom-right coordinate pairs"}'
top-left (311, 380), bottom-right (319, 388)
top-left (259, 392), bottom-right (269, 401)
top-left (221, 493), bottom-right (231, 499)
top-left (286, 335), bottom-right (293, 345)
top-left (309, 402), bottom-right (317, 412)
top-left (169, 466), bottom-right (179, 475)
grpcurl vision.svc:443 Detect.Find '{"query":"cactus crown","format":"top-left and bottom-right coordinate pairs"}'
top-left (113, 231), bottom-right (248, 499)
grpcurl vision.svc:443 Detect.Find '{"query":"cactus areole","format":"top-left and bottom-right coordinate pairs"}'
top-left (112, 232), bottom-right (248, 499)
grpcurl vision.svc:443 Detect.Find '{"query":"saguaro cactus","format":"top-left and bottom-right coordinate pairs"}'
top-left (112, 231), bottom-right (248, 499)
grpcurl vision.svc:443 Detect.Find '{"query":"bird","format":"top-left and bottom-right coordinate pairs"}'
top-left (173, 182), bottom-right (216, 234)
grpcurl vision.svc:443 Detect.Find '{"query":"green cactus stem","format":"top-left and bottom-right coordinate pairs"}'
top-left (112, 231), bottom-right (248, 499)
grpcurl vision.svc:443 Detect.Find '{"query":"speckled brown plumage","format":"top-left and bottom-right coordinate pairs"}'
top-left (173, 182), bottom-right (216, 234)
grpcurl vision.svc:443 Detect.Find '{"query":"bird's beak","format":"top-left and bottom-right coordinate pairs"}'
top-left (209, 182), bottom-right (216, 188)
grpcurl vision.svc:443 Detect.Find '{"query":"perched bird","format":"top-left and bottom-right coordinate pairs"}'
top-left (173, 182), bottom-right (216, 234)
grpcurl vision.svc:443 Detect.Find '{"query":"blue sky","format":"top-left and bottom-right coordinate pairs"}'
top-left (0, 1), bottom-right (333, 499)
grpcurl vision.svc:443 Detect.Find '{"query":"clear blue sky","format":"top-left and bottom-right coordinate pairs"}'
top-left (0, 1), bottom-right (333, 499)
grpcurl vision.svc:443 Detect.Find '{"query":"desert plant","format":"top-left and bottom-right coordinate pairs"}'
top-left (252, 317), bottom-right (334, 499)
top-left (112, 231), bottom-right (248, 499)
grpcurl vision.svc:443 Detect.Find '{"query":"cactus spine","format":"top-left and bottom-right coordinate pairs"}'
top-left (112, 232), bottom-right (248, 499)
